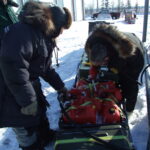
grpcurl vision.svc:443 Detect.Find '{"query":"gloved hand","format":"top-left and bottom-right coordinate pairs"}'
top-left (21, 101), bottom-right (38, 116)
top-left (57, 87), bottom-right (69, 102)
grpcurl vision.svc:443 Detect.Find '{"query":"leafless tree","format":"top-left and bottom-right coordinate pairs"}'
top-left (135, 0), bottom-right (139, 13)
top-left (120, 0), bottom-right (125, 12)
top-left (110, 0), bottom-right (115, 11)
top-left (101, 0), bottom-right (105, 8)
top-left (101, 0), bottom-right (110, 9)
top-left (126, 0), bottom-right (131, 9)
top-left (117, 0), bottom-right (121, 12)
top-left (105, 0), bottom-right (109, 9)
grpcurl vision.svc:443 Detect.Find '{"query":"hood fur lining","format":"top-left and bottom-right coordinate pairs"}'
top-left (85, 24), bottom-right (137, 58)
top-left (19, 1), bottom-right (73, 36)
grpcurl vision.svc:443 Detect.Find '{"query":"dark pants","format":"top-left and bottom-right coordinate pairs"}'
top-left (120, 78), bottom-right (139, 112)
top-left (12, 79), bottom-right (53, 150)
top-left (11, 80), bottom-right (55, 150)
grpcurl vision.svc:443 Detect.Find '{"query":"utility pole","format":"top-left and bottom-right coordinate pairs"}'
top-left (72, 0), bottom-right (76, 21)
top-left (142, 0), bottom-right (149, 42)
top-left (81, 0), bottom-right (85, 20)
top-left (143, 0), bottom-right (150, 149)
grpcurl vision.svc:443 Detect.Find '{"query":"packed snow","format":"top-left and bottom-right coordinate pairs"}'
top-left (0, 15), bottom-right (149, 150)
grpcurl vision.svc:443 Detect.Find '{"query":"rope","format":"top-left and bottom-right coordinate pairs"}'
top-left (54, 45), bottom-right (60, 67)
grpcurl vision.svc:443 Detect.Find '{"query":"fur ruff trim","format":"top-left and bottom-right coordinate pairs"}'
top-left (63, 7), bottom-right (72, 29)
top-left (19, 1), bottom-right (72, 36)
top-left (85, 24), bottom-right (137, 58)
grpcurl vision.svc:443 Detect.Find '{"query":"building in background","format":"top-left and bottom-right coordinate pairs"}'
top-left (14, 0), bottom-right (85, 21)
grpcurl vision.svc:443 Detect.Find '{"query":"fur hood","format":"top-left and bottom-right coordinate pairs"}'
top-left (19, 1), bottom-right (72, 37)
top-left (85, 24), bottom-right (139, 58)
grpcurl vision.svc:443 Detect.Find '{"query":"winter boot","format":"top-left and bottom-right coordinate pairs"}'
top-left (37, 117), bottom-right (57, 147)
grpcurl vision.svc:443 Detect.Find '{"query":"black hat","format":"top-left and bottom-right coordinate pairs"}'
top-left (49, 6), bottom-right (72, 38)
top-left (90, 43), bottom-right (108, 62)
top-left (50, 6), bottom-right (72, 30)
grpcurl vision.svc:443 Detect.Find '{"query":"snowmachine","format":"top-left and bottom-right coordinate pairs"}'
top-left (54, 21), bottom-right (135, 150)
top-left (54, 52), bottom-right (135, 150)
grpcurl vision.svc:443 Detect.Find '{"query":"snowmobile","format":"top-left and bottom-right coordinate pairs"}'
top-left (54, 52), bottom-right (135, 150)
top-left (54, 22), bottom-right (136, 150)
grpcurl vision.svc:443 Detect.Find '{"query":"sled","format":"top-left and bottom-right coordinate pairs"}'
top-left (54, 125), bottom-right (134, 150)
top-left (54, 22), bottom-right (135, 150)
top-left (78, 53), bottom-right (119, 82)
top-left (54, 52), bottom-right (135, 150)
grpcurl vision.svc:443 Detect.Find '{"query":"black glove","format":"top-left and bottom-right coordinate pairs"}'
top-left (57, 87), bottom-right (69, 102)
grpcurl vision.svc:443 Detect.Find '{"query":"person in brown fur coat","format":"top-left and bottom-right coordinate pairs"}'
top-left (85, 23), bottom-right (144, 114)
top-left (0, 1), bottom-right (72, 150)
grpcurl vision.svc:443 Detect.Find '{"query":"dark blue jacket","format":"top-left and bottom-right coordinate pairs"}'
top-left (0, 22), bottom-right (64, 127)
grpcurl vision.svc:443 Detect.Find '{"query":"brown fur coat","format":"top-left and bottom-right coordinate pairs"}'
top-left (85, 24), bottom-right (144, 59)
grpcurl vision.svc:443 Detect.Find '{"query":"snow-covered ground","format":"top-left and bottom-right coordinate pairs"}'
top-left (0, 15), bottom-right (149, 150)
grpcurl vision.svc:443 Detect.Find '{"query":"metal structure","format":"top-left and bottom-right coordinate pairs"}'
top-left (71, 0), bottom-right (76, 21)
top-left (81, 0), bottom-right (85, 20)
top-left (142, 1), bottom-right (150, 150)
top-left (142, 0), bottom-right (149, 42)
top-left (145, 53), bottom-right (150, 150)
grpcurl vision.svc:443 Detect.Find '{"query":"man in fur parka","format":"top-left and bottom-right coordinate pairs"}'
top-left (0, 1), bottom-right (72, 150)
top-left (85, 23), bottom-right (144, 114)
